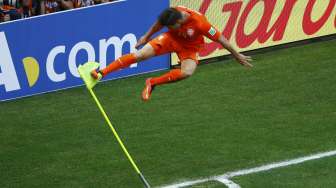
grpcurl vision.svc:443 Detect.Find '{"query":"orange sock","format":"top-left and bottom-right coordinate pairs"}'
top-left (150, 69), bottom-right (185, 86)
top-left (101, 54), bottom-right (137, 76)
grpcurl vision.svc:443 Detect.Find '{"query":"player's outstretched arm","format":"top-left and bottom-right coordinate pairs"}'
top-left (217, 35), bottom-right (253, 68)
top-left (135, 21), bottom-right (163, 48)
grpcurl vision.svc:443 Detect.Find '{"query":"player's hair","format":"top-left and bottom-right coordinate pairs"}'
top-left (158, 8), bottom-right (183, 26)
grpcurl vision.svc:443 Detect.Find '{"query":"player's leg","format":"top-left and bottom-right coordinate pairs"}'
top-left (149, 58), bottom-right (196, 85)
top-left (91, 44), bottom-right (156, 79)
top-left (181, 59), bottom-right (198, 77)
top-left (142, 59), bottom-right (197, 101)
top-left (142, 47), bottom-right (198, 101)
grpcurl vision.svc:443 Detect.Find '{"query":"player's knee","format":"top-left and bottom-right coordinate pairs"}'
top-left (181, 68), bottom-right (195, 77)
top-left (135, 51), bottom-right (148, 62)
top-left (181, 63), bottom-right (196, 77)
top-left (135, 44), bottom-right (155, 62)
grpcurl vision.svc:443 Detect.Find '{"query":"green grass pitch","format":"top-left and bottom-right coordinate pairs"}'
top-left (1, 39), bottom-right (336, 188)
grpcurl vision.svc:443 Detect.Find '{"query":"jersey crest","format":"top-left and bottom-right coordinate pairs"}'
top-left (187, 28), bottom-right (195, 37)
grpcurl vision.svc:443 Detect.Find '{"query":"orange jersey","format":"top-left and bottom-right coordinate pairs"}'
top-left (168, 6), bottom-right (221, 50)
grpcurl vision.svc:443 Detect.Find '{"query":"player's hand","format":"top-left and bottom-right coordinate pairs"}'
top-left (236, 54), bottom-right (253, 68)
top-left (135, 36), bottom-right (149, 49)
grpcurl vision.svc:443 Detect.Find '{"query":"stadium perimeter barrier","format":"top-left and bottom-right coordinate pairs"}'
top-left (0, 0), bottom-right (170, 102)
top-left (170, 0), bottom-right (336, 65)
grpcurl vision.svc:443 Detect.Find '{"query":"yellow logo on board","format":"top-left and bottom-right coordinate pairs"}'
top-left (22, 57), bottom-right (40, 87)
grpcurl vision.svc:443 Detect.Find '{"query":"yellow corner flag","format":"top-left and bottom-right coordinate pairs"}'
top-left (78, 62), bottom-right (151, 188)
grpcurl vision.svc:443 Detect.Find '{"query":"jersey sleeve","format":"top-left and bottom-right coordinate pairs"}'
top-left (199, 17), bottom-right (221, 42)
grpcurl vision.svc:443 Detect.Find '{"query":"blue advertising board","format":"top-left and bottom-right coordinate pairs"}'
top-left (0, 0), bottom-right (170, 101)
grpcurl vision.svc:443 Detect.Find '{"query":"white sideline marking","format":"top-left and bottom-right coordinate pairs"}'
top-left (216, 178), bottom-right (241, 188)
top-left (158, 150), bottom-right (336, 188)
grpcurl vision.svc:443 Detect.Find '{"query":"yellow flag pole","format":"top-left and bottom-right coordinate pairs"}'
top-left (88, 88), bottom-right (151, 188)
top-left (78, 62), bottom-right (151, 188)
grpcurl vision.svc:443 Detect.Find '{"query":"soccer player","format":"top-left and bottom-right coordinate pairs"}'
top-left (91, 6), bottom-right (253, 101)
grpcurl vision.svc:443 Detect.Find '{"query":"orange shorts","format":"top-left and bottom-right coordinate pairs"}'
top-left (149, 33), bottom-right (200, 64)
